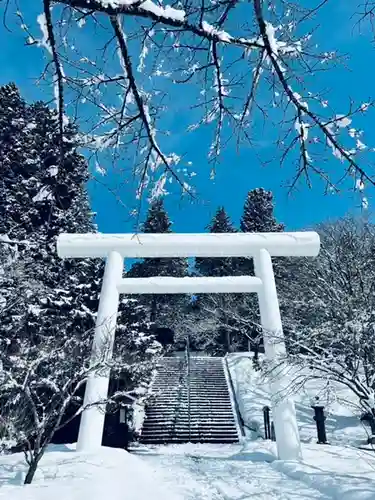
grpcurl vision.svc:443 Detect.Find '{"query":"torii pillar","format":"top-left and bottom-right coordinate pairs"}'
top-left (57, 231), bottom-right (320, 460)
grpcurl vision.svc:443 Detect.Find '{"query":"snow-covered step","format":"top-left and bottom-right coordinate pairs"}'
top-left (140, 355), bottom-right (241, 444)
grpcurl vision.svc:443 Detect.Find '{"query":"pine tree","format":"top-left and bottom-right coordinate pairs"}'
top-left (0, 84), bottom-right (161, 453)
top-left (240, 188), bottom-right (284, 233)
top-left (127, 199), bottom-right (188, 345)
top-left (193, 207), bottom-right (240, 354)
top-left (0, 82), bottom-right (98, 349)
top-left (195, 206), bottom-right (237, 277)
top-left (239, 188), bottom-right (285, 360)
top-left (0, 82), bottom-right (159, 375)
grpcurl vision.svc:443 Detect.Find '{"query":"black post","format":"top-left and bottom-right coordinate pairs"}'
top-left (271, 422), bottom-right (276, 442)
top-left (263, 406), bottom-right (271, 440)
top-left (312, 402), bottom-right (328, 444)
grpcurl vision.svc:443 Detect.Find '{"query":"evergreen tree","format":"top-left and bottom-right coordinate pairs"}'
top-left (195, 206), bottom-right (237, 277)
top-left (239, 188), bottom-right (285, 359)
top-left (127, 199), bottom-right (188, 344)
top-left (240, 188), bottom-right (284, 233)
top-left (0, 83), bottom-right (161, 454)
top-left (193, 207), bottom-right (240, 354)
top-left (0, 82), bottom-right (98, 349)
top-left (0, 83), bottom-right (158, 381)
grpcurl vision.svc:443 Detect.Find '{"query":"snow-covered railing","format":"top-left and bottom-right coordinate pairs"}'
top-left (223, 354), bottom-right (246, 440)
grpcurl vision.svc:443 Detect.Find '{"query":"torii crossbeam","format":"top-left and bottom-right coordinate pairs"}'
top-left (57, 231), bottom-right (320, 460)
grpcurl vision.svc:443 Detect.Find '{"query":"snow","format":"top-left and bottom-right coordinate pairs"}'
top-left (32, 186), bottom-right (54, 202)
top-left (150, 173), bottom-right (168, 200)
top-left (56, 231), bottom-right (320, 258)
top-left (135, 441), bottom-right (375, 499)
top-left (201, 21), bottom-right (231, 43)
top-left (356, 139), bottom-right (367, 150)
top-left (227, 354), bottom-right (371, 448)
top-left (28, 304), bottom-right (42, 316)
top-left (295, 119), bottom-right (309, 140)
top-left (95, 162), bottom-right (106, 176)
top-left (47, 165), bottom-right (58, 177)
top-left (335, 114), bottom-right (352, 128)
top-left (37, 13), bottom-right (52, 55)
top-left (101, 0), bottom-right (186, 22)
top-left (25, 122), bottom-right (37, 131)
top-left (265, 22), bottom-right (279, 56)
top-left (140, 1), bottom-right (186, 23)
top-left (0, 234), bottom-right (12, 243)
top-left (0, 445), bottom-right (182, 500)
top-left (3, 357), bottom-right (375, 499)
top-left (356, 179), bottom-right (365, 191)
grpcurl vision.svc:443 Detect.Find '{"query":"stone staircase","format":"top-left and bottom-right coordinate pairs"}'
top-left (140, 356), bottom-right (240, 444)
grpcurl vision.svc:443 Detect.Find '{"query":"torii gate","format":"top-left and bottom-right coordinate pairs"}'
top-left (57, 231), bottom-right (320, 460)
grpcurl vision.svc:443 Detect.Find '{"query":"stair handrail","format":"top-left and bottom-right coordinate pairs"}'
top-left (185, 335), bottom-right (191, 441)
top-left (223, 354), bottom-right (246, 438)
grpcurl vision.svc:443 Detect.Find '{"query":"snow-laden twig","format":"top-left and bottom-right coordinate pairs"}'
top-left (253, 0), bottom-right (374, 186)
top-left (41, 0), bottom-right (65, 166)
top-left (110, 14), bottom-right (191, 195)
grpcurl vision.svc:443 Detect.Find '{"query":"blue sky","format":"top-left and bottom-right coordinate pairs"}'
top-left (0, 1), bottom-right (373, 233)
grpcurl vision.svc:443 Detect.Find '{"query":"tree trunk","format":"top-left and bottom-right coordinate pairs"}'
top-left (24, 454), bottom-right (42, 485)
top-left (226, 329), bottom-right (231, 353)
top-left (368, 410), bottom-right (375, 443)
top-left (150, 296), bottom-right (157, 323)
top-left (253, 347), bottom-right (260, 370)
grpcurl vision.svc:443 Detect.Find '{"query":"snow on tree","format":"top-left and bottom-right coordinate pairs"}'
top-left (127, 199), bottom-right (188, 343)
top-left (5, 1), bottom-right (374, 204)
top-left (281, 218), bottom-right (375, 423)
top-left (0, 84), bottom-right (162, 463)
top-left (0, 316), bottom-right (161, 484)
top-left (192, 206), bottom-right (240, 354)
top-left (240, 188), bottom-right (284, 234)
top-left (0, 82), bottom-right (99, 351)
top-left (191, 191), bottom-right (287, 356)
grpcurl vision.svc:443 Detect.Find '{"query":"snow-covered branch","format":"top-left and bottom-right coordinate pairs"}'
top-left (7, 0), bottom-right (375, 202)
top-left (41, 0), bottom-right (65, 164)
top-left (253, 0), bottom-right (374, 188)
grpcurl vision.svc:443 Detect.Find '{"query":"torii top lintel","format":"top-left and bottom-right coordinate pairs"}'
top-left (57, 232), bottom-right (320, 259)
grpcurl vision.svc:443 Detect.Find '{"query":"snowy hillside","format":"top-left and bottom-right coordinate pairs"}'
top-left (227, 353), bottom-right (370, 447)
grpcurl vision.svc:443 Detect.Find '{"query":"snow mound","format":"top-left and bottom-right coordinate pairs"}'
top-left (0, 444), bottom-right (183, 500)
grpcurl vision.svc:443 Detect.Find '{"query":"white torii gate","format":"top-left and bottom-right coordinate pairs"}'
top-left (57, 231), bottom-right (320, 460)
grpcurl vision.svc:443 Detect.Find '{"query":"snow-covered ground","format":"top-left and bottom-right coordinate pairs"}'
top-left (135, 441), bottom-right (375, 499)
top-left (132, 352), bottom-right (375, 500)
top-left (227, 353), bottom-right (370, 447)
top-left (0, 444), bottom-right (183, 500)
top-left (3, 441), bottom-right (375, 500)
top-left (2, 355), bottom-right (375, 499)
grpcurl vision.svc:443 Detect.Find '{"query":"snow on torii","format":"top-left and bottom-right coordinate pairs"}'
top-left (57, 231), bottom-right (320, 461)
